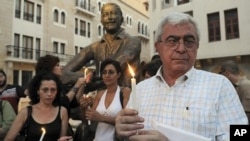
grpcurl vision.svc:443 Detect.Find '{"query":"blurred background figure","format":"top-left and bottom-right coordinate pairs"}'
top-left (142, 59), bottom-right (162, 79)
top-left (220, 60), bottom-right (250, 123)
top-left (0, 69), bottom-right (26, 113)
top-left (0, 100), bottom-right (16, 140)
top-left (150, 54), bottom-right (161, 62)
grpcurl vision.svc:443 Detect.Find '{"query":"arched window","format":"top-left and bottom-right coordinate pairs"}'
top-left (138, 22), bottom-right (141, 33)
top-left (98, 25), bottom-right (101, 36)
top-left (103, 27), bottom-right (105, 35)
top-left (129, 18), bottom-right (132, 26)
top-left (98, 2), bottom-right (101, 12)
top-left (61, 12), bottom-right (65, 24)
top-left (142, 23), bottom-right (144, 34)
top-left (54, 9), bottom-right (59, 22)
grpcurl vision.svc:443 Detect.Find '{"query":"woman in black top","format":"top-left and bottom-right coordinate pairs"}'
top-left (4, 72), bottom-right (71, 141)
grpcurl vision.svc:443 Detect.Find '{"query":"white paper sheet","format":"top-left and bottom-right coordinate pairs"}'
top-left (152, 120), bottom-right (212, 141)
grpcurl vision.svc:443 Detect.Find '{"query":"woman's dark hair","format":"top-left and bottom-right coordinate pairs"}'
top-left (28, 71), bottom-right (61, 106)
top-left (100, 58), bottom-right (123, 85)
top-left (35, 55), bottom-right (60, 73)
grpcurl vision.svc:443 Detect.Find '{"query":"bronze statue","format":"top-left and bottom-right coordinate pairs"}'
top-left (61, 3), bottom-right (141, 87)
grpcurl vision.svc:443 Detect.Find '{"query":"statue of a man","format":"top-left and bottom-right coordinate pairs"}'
top-left (61, 3), bottom-right (141, 87)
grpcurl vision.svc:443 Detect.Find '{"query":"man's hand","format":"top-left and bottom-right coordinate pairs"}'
top-left (79, 95), bottom-right (93, 110)
top-left (115, 108), bottom-right (144, 140)
top-left (129, 130), bottom-right (169, 141)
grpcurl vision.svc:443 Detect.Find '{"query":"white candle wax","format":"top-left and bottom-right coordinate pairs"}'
top-left (131, 77), bottom-right (136, 109)
top-left (86, 95), bottom-right (91, 125)
top-left (87, 106), bottom-right (91, 125)
top-left (127, 63), bottom-right (137, 109)
top-left (39, 127), bottom-right (46, 141)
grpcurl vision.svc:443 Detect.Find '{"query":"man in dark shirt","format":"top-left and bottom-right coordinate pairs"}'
top-left (61, 3), bottom-right (141, 87)
top-left (0, 69), bottom-right (26, 113)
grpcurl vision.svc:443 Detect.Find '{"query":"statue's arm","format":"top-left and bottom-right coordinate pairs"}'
top-left (61, 46), bottom-right (94, 84)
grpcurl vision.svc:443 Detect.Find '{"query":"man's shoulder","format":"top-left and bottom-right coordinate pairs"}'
top-left (190, 69), bottom-right (224, 81)
top-left (123, 36), bottom-right (141, 48)
top-left (137, 76), bottom-right (158, 87)
top-left (239, 76), bottom-right (250, 87)
top-left (4, 84), bottom-right (17, 90)
top-left (87, 40), bottom-right (102, 48)
top-left (6, 84), bottom-right (24, 89)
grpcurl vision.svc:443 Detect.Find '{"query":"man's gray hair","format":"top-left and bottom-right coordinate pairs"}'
top-left (154, 12), bottom-right (200, 42)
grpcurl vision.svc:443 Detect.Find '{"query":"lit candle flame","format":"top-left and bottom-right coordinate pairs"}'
top-left (127, 63), bottom-right (135, 77)
top-left (127, 63), bottom-right (137, 109)
top-left (41, 127), bottom-right (46, 133)
top-left (39, 127), bottom-right (46, 141)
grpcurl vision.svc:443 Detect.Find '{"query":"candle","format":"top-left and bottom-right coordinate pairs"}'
top-left (127, 63), bottom-right (137, 109)
top-left (86, 94), bottom-right (91, 125)
top-left (39, 127), bottom-right (46, 141)
top-left (84, 68), bottom-right (88, 79)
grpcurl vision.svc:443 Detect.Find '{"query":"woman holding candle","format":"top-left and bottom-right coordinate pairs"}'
top-left (4, 71), bottom-right (72, 141)
top-left (79, 58), bottom-right (131, 141)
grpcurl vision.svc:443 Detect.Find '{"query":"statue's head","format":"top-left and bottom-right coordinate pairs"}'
top-left (101, 3), bottom-right (124, 34)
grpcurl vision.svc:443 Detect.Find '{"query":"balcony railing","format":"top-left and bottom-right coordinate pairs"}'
top-left (23, 12), bottom-right (34, 22)
top-left (137, 31), bottom-right (150, 40)
top-left (6, 45), bottom-right (74, 63)
top-left (75, 0), bottom-right (95, 17)
top-left (15, 10), bottom-right (21, 18)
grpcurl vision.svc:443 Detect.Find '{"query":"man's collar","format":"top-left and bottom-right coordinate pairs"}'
top-left (156, 66), bottom-right (194, 84)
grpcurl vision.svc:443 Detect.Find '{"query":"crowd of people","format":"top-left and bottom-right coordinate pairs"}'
top-left (0, 2), bottom-right (249, 141)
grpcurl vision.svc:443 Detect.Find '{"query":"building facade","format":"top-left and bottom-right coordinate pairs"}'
top-left (0, 0), bottom-right (149, 88)
top-left (148, 0), bottom-right (250, 77)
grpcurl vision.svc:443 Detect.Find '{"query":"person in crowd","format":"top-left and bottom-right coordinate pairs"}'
top-left (35, 55), bottom-right (90, 115)
top-left (35, 54), bottom-right (92, 136)
top-left (0, 69), bottom-right (26, 113)
top-left (0, 100), bottom-right (16, 140)
top-left (4, 71), bottom-right (72, 141)
top-left (220, 60), bottom-right (250, 123)
top-left (114, 12), bottom-right (248, 141)
top-left (142, 59), bottom-right (162, 79)
top-left (79, 59), bottom-right (131, 141)
top-left (61, 2), bottom-right (141, 87)
top-left (150, 54), bottom-right (161, 62)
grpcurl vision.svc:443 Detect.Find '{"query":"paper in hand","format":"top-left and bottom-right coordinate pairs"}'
top-left (152, 120), bottom-right (212, 141)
